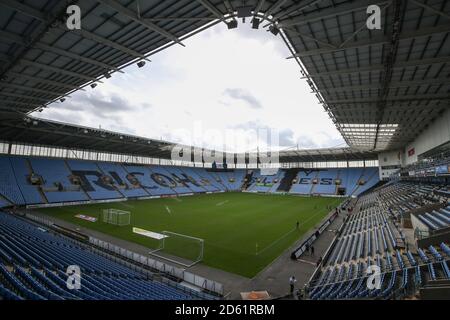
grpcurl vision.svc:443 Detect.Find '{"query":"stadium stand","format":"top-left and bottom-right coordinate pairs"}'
top-left (28, 157), bottom-right (89, 203)
top-left (313, 169), bottom-right (338, 195)
top-left (0, 156), bottom-right (26, 205)
top-left (0, 211), bottom-right (214, 300)
top-left (289, 170), bottom-right (316, 195)
top-left (124, 165), bottom-right (176, 196)
top-left (66, 160), bottom-right (124, 200)
top-left (307, 181), bottom-right (450, 300)
top-left (97, 162), bottom-right (148, 198)
top-left (0, 0), bottom-right (448, 302)
top-left (0, 156), bottom-right (381, 208)
top-left (9, 157), bottom-right (43, 205)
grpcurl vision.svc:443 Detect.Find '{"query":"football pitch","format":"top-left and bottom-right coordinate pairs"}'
top-left (38, 193), bottom-right (343, 277)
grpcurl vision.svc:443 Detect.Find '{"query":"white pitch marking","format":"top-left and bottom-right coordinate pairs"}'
top-left (216, 200), bottom-right (229, 207)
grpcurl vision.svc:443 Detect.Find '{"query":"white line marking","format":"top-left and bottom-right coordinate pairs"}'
top-left (216, 200), bottom-right (229, 206)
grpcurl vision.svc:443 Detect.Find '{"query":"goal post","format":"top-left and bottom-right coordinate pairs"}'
top-left (102, 208), bottom-right (130, 226)
top-left (149, 231), bottom-right (204, 268)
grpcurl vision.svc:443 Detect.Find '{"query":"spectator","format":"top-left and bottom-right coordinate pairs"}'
top-left (316, 256), bottom-right (322, 267)
top-left (289, 276), bottom-right (297, 295)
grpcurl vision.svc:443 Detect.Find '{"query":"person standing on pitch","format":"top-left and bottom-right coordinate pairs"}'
top-left (296, 221), bottom-right (300, 229)
top-left (289, 276), bottom-right (297, 295)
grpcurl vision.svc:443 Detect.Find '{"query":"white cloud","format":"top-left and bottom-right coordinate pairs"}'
top-left (35, 22), bottom-right (345, 152)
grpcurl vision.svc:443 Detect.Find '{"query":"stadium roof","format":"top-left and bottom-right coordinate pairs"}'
top-left (0, 113), bottom-right (378, 162)
top-left (1, 0), bottom-right (449, 153)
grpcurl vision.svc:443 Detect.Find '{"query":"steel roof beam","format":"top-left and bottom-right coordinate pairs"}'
top-left (68, 27), bottom-right (148, 60)
top-left (0, 82), bottom-right (67, 96)
top-left (1, 99), bottom-right (43, 107)
top-left (305, 56), bottom-right (450, 77)
top-left (322, 78), bottom-right (448, 93)
top-left (0, 104), bottom-right (29, 112)
top-left (274, 0), bottom-right (325, 20)
top-left (6, 71), bottom-right (85, 91)
top-left (0, 29), bottom-right (28, 45)
top-left (0, 29), bottom-right (123, 73)
top-left (254, 0), bottom-right (267, 14)
top-left (1, 1), bottom-right (148, 61)
top-left (18, 59), bottom-right (98, 82)
top-left (279, 0), bottom-right (389, 28)
top-left (288, 23), bottom-right (450, 58)
top-left (410, 0), bottom-right (450, 20)
top-left (97, 0), bottom-right (185, 46)
top-left (195, 0), bottom-right (224, 20)
top-left (327, 95), bottom-right (450, 104)
top-left (35, 43), bottom-right (123, 73)
top-left (0, 0), bottom-right (47, 21)
top-left (0, 91), bottom-right (50, 102)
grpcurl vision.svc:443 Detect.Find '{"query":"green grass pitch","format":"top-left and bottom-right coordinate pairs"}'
top-left (38, 193), bottom-right (343, 277)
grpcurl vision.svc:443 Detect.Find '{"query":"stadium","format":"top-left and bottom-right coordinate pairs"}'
top-left (0, 0), bottom-right (449, 304)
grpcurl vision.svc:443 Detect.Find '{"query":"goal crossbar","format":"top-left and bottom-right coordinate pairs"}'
top-left (148, 230), bottom-right (204, 268)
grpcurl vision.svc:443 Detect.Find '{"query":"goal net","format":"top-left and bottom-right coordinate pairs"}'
top-left (149, 231), bottom-right (204, 267)
top-left (102, 208), bottom-right (130, 226)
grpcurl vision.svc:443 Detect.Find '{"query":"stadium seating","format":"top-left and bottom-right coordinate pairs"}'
top-left (0, 211), bottom-right (213, 300)
top-left (246, 169), bottom-right (283, 193)
top-left (289, 170), bottom-right (316, 194)
top-left (0, 196), bottom-right (11, 208)
top-left (97, 162), bottom-right (149, 198)
top-left (0, 155), bottom-right (380, 208)
top-left (29, 157), bottom-right (88, 203)
top-left (354, 167), bottom-right (379, 195)
top-left (0, 156), bottom-right (26, 205)
top-left (9, 157), bottom-right (43, 204)
top-left (342, 168), bottom-right (364, 196)
top-left (307, 181), bottom-right (450, 300)
top-left (313, 169), bottom-right (338, 195)
top-left (66, 160), bottom-right (124, 200)
top-left (124, 165), bottom-right (176, 196)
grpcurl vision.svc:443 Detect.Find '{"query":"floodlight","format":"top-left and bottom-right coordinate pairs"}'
top-left (227, 20), bottom-right (238, 29)
top-left (252, 18), bottom-right (261, 29)
top-left (104, 73), bottom-right (111, 79)
top-left (269, 25), bottom-right (280, 36)
top-left (137, 61), bottom-right (146, 68)
top-left (90, 83), bottom-right (97, 89)
top-left (60, 98), bottom-right (65, 102)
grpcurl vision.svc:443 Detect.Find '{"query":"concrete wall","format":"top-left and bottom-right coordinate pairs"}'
top-left (404, 109), bottom-right (450, 165)
top-left (378, 150), bottom-right (403, 179)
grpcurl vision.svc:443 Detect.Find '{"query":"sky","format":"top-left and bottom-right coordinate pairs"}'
top-left (34, 21), bottom-right (345, 153)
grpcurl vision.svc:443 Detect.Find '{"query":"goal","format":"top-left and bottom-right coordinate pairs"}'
top-left (102, 208), bottom-right (130, 226)
top-left (149, 231), bottom-right (204, 267)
